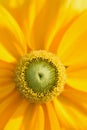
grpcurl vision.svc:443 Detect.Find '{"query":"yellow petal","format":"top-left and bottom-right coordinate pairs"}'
top-left (58, 11), bottom-right (87, 66)
top-left (29, 0), bottom-right (87, 50)
top-left (58, 86), bottom-right (87, 129)
top-left (0, 5), bottom-right (26, 61)
top-left (0, 82), bottom-right (15, 100)
top-left (4, 100), bottom-right (29, 130)
top-left (0, 60), bottom-right (16, 70)
top-left (42, 0), bottom-right (87, 51)
top-left (53, 99), bottom-right (79, 129)
top-left (0, 44), bottom-right (16, 62)
top-left (43, 102), bottom-right (60, 130)
top-left (0, 69), bottom-right (13, 78)
top-left (0, 91), bottom-right (22, 129)
top-left (20, 104), bottom-right (44, 130)
top-left (66, 64), bottom-right (87, 92)
top-left (0, 60), bottom-right (16, 83)
top-left (29, 0), bottom-right (70, 50)
top-left (48, 16), bottom-right (77, 53)
top-left (29, 105), bottom-right (44, 130)
top-left (2, 1), bottom-right (87, 51)
top-left (0, 0), bottom-right (45, 51)
top-left (0, 61), bottom-right (15, 86)
top-left (63, 86), bottom-right (87, 113)
top-left (1, 0), bottom-right (87, 51)
top-left (1, 0), bottom-right (26, 8)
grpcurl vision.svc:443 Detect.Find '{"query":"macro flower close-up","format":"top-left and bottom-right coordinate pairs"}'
top-left (0, 0), bottom-right (87, 130)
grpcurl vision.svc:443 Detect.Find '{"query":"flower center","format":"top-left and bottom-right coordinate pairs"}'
top-left (25, 59), bottom-right (57, 93)
top-left (15, 50), bottom-right (66, 103)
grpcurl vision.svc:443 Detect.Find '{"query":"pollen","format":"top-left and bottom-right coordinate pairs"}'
top-left (15, 50), bottom-right (66, 103)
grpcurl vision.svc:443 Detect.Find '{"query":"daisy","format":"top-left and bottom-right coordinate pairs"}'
top-left (0, 0), bottom-right (87, 130)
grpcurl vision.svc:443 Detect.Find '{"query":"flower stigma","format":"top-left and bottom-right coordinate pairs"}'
top-left (15, 50), bottom-right (66, 103)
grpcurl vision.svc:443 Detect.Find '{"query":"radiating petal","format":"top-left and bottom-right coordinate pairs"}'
top-left (4, 100), bottom-right (29, 130)
top-left (0, 60), bottom-right (16, 99)
top-left (0, 60), bottom-right (15, 85)
top-left (0, 69), bottom-right (13, 78)
top-left (48, 16), bottom-right (78, 54)
top-left (1, 0), bottom-right (87, 52)
top-left (53, 85), bottom-right (87, 129)
top-left (63, 86), bottom-right (87, 113)
top-left (58, 11), bottom-right (87, 66)
top-left (29, 0), bottom-right (71, 50)
top-left (49, 0), bottom-right (87, 54)
top-left (29, 105), bottom-right (44, 130)
top-left (0, 91), bottom-right (22, 129)
top-left (0, 60), bottom-right (16, 71)
top-left (20, 104), bottom-right (44, 130)
top-left (29, 0), bottom-right (87, 50)
top-left (0, 0), bottom-right (45, 51)
top-left (66, 64), bottom-right (87, 92)
top-left (1, 0), bottom-right (26, 8)
top-left (0, 82), bottom-right (15, 100)
top-left (53, 99), bottom-right (78, 129)
top-left (0, 5), bottom-right (26, 62)
top-left (43, 102), bottom-right (60, 130)
top-left (1, 0), bottom-right (87, 51)
top-left (0, 44), bottom-right (15, 62)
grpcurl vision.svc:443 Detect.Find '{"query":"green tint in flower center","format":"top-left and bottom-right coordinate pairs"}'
top-left (25, 59), bottom-right (58, 93)
top-left (15, 50), bottom-right (66, 103)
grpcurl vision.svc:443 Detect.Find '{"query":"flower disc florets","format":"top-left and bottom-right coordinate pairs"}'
top-left (15, 50), bottom-right (66, 103)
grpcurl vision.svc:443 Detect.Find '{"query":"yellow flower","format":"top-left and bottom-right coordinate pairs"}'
top-left (0, 0), bottom-right (87, 130)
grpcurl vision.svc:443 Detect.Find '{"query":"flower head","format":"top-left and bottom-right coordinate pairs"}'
top-left (0, 0), bottom-right (87, 130)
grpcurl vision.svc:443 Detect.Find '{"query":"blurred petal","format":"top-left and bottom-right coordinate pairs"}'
top-left (66, 64), bottom-right (87, 92)
top-left (58, 11), bottom-right (87, 66)
top-left (0, 61), bottom-right (15, 81)
top-left (0, 0), bottom-right (45, 50)
top-left (0, 60), bottom-right (16, 100)
top-left (1, 0), bottom-right (87, 51)
top-left (28, 105), bottom-right (44, 130)
top-left (0, 44), bottom-right (15, 62)
top-left (1, 0), bottom-right (26, 8)
top-left (0, 91), bottom-right (22, 129)
top-left (0, 61), bottom-right (14, 79)
top-left (53, 99), bottom-right (78, 129)
top-left (53, 85), bottom-right (87, 129)
top-left (0, 60), bottom-right (15, 71)
top-left (29, 0), bottom-right (87, 50)
top-left (29, 0), bottom-right (71, 50)
top-left (48, 16), bottom-right (78, 54)
top-left (0, 82), bottom-right (15, 100)
top-left (0, 5), bottom-right (26, 62)
top-left (0, 60), bottom-right (15, 85)
top-left (20, 104), bottom-right (44, 130)
top-left (4, 100), bottom-right (29, 130)
top-left (43, 102), bottom-right (60, 130)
